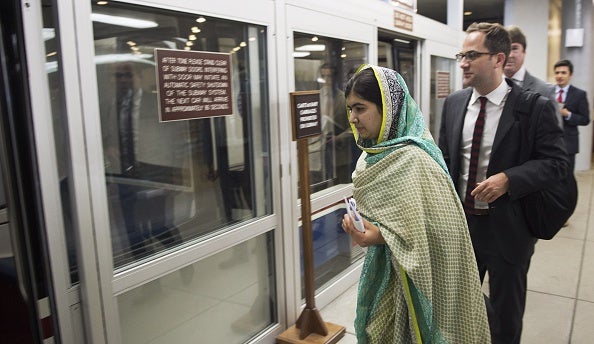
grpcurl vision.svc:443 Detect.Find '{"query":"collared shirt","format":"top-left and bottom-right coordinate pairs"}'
top-left (458, 79), bottom-right (511, 209)
top-left (555, 84), bottom-right (571, 119)
top-left (555, 84), bottom-right (569, 103)
top-left (510, 65), bottom-right (527, 87)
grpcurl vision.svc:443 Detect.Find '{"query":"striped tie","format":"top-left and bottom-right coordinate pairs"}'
top-left (464, 96), bottom-right (487, 214)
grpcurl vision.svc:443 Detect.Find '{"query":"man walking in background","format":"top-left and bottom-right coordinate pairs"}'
top-left (554, 59), bottom-right (591, 173)
top-left (504, 25), bottom-right (560, 125)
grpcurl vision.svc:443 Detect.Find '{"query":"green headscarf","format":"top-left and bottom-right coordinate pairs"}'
top-left (349, 64), bottom-right (447, 172)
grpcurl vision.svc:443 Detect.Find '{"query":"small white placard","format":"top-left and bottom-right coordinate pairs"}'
top-left (565, 28), bottom-right (584, 47)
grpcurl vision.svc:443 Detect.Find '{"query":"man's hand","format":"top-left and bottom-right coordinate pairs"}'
top-left (471, 172), bottom-right (510, 203)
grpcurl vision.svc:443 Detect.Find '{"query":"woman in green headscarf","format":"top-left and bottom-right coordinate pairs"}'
top-left (341, 64), bottom-right (491, 343)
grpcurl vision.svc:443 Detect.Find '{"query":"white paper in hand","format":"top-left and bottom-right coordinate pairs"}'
top-left (344, 197), bottom-right (365, 232)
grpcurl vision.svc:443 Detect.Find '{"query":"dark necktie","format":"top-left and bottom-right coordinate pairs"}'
top-left (464, 96), bottom-right (487, 214)
top-left (118, 93), bottom-right (135, 175)
top-left (557, 89), bottom-right (564, 103)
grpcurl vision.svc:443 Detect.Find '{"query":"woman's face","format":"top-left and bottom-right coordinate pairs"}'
top-left (346, 92), bottom-right (383, 141)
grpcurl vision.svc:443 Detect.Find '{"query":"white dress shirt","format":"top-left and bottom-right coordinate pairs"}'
top-left (555, 85), bottom-right (571, 120)
top-left (510, 65), bottom-right (527, 86)
top-left (458, 79), bottom-right (511, 209)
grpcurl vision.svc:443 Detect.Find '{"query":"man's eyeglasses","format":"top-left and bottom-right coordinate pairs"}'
top-left (455, 50), bottom-right (496, 62)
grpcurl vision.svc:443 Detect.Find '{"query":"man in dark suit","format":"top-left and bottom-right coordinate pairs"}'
top-left (438, 22), bottom-right (568, 344)
top-left (554, 59), bottom-right (591, 172)
top-left (504, 25), bottom-right (561, 126)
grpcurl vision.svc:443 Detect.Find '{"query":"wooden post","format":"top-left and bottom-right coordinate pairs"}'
top-left (277, 91), bottom-right (345, 343)
top-left (294, 139), bottom-right (327, 338)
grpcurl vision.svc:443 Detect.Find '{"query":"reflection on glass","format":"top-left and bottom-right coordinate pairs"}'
top-left (117, 233), bottom-right (276, 343)
top-left (92, 2), bottom-right (271, 267)
top-left (293, 33), bottom-right (366, 193)
top-left (430, 56), bottom-right (456, 142)
top-left (378, 36), bottom-right (416, 98)
top-left (299, 204), bottom-right (365, 295)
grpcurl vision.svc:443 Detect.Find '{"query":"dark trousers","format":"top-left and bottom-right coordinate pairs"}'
top-left (467, 214), bottom-right (532, 344)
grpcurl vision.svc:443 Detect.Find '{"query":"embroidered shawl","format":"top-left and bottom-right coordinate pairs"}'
top-left (351, 65), bottom-right (491, 343)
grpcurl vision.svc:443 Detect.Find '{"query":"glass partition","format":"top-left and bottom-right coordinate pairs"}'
top-left (430, 55), bottom-right (456, 142)
top-left (299, 203), bottom-right (364, 292)
top-left (293, 33), bottom-right (367, 295)
top-left (378, 35), bottom-right (416, 99)
top-left (92, 2), bottom-right (271, 268)
top-left (117, 232), bottom-right (276, 343)
top-left (293, 33), bottom-right (366, 193)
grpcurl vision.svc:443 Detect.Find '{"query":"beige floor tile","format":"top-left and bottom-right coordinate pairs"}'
top-left (578, 241), bottom-right (594, 302)
top-left (320, 282), bottom-right (357, 335)
top-left (557, 173), bottom-right (591, 241)
top-left (571, 300), bottom-right (594, 344)
top-left (528, 237), bottom-right (582, 297)
top-left (336, 332), bottom-right (358, 343)
top-left (521, 291), bottom-right (573, 344)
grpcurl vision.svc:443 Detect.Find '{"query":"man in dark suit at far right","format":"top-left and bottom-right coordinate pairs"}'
top-left (554, 59), bottom-right (591, 173)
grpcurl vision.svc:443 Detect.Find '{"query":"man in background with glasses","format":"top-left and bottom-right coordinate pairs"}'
top-left (438, 22), bottom-right (568, 344)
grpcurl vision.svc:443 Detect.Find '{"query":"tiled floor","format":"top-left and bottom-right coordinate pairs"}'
top-left (321, 169), bottom-right (594, 343)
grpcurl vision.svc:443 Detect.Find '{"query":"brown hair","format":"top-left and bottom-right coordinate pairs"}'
top-left (466, 22), bottom-right (511, 65)
top-left (506, 25), bottom-right (526, 50)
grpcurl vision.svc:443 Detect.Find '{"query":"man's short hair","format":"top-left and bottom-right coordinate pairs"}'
top-left (554, 59), bottom-right (574, 74)
top-left (506, 25), bottom-right (526, 50)
top-left (466, 22), bottom-right (511, 64)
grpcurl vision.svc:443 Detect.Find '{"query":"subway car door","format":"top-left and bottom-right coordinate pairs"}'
top-left (0, 1), bottom-right (75, 342)
top-left (66, 1), bottom-right (281, 343)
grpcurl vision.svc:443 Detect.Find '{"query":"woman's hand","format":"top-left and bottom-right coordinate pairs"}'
top-left (341, 214), bottom-right (385, 247)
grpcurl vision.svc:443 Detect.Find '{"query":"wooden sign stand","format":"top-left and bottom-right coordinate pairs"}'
top-left (277, 92), bottom-right (345, 344)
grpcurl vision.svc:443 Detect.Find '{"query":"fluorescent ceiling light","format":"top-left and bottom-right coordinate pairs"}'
top-left (94, 53), bottom-right (154, 65)
top-left (292, 51), bottom-right (310, 57)
top-left (91, 13), bottom-right (158, 29)
top-left (295, 44), bottom-right (326, 52)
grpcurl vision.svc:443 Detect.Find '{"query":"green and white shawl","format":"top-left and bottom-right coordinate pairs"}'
top-left (350, 65), bottom-right (491, 343)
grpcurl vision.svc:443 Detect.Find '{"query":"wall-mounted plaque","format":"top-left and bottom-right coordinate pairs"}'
top-left (155, 49), bottom-right (232, 121)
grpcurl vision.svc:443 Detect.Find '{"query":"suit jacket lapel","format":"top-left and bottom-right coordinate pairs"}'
top-left (492, 80), bottom-right (519, 155)
top-left (523, 73), bottom-right (534, 90)
top-left (452, 89), bottom-right (472, 148)
top-left (565, 85), bottom-right (575, 105)
top-left (441, 89), bottom-right (471, 187)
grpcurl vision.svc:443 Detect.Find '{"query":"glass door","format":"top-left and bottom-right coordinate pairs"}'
top-left (283, 5), bottom-right (373, 318)
top-left (292, 32), bottom-right (367, 294)
top-left (0, 1), bottom-right (73, 342)
top-left (378, 31), bottom-right (417, 99)
top-left (90, 2), bottom-right (276, 342)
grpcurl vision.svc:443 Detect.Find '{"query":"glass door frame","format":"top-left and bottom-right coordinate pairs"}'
top-left (420, 40), bottom-right (462, 141)
top-left (20, 1), bottom-right (79, 342)
top-left (63, 0), bottom-right (283, 342)
top-left (281, 4), bottom-right (374, 326)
